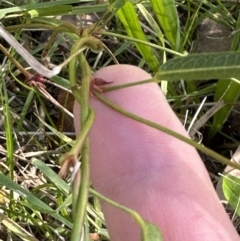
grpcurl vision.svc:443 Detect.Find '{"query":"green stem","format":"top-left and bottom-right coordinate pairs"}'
top-left (89, 188), bottom-right (150, 241)
top-left (100, 31), bottom-right (186, 56)
top-left (0, 44), bottom-right (30, 78)
top-left (68, 36), bottom-right (103, 241)
top-left (93, 91), bottom-right (240, 170)
top-left (71, 108), bottom-right (95, 157)
top-left (103, 77), bottom-right (154, 92)
top-left (6, 23), bottom-right (75, 34)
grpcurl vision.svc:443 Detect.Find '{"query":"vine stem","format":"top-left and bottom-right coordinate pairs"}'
top-left (93, 90), bottom-right (240, 170)
top-left (68, 36), bottom-right (103, 241)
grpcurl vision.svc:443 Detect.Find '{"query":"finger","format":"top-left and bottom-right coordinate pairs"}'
top-left (74, 64), bottom-right (239, 241)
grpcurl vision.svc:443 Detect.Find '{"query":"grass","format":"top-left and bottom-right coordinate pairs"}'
top-left (0, 0), bottom-right (240, 240)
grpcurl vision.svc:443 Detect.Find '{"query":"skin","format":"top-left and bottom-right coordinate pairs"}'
top-left (73, 64), bottom-right (240, 241)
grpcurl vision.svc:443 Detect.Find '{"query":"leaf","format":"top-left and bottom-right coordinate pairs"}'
top-left (0, 213), bottom-right (39, 241)
top-left (141, 221), bottom-right (163, 241)
top-left (17, 90), bottom-right (35, 131)
top-left (116, 1), bottom-right (160, 71)
top-left (222, 174), bottom-right (240, 216)
top-left (37, 116), bottom-right (73, 145)
top-left (129, 0), bottom-right (142, 3)
top-left (32, 159), bottom-right (70, 196)
top-left (208, 80), bottom-right (240, 139)
top-left (110, 0), bottom-right (126, 9)
top-left (0, 0), bottom-right (80, 19)
top-left (149, 0), bottom-right (180, 50)
top-left (27, 5), bottom-right (72, 18)
top-left (156, 52), bottom-right (240, 81)
top-left (209, 13), bottom-right (240, 139)
top-left (52, 76), bottom-right (70, 89)
top-left (0, 174), bottom-right (72, 228)
top-left (137, 3), bottom-right (165, 46)
top-left (0, 68), bottom-right (14, 176)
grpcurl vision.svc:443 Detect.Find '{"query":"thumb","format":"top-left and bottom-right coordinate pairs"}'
top-left (74, 64), bottom-right (239, 241)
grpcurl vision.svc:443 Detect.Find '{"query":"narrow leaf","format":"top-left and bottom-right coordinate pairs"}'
top-left (27, 5), bottom-right (72, 18)
top-left (156, 52), bottom-right (240, 81)
top-left (0, 0), bottom-right (80, 19)
top-left (116, 1), bottom-right (160, 71)
top-left (149, 0), bottom-right (180, 50)
top-left (0, 174), bottom-right (72, 228)
top-left (209, 81), bottom-right (240, 139)
top-left (32, 158), bottom-right (70, 196)
top-left (222, 174), bottom-right (240, 217)
top-left (141, 221), bottom-right (163, 241)
top-left (0, 213), bottom-right (39, 241)
top-left (209, 13), bottom-right (240, 139)
top-left (1, 68), bottom-right (14, 180)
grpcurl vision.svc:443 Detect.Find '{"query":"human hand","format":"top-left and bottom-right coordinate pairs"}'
top-left (74, 64), bottom-right (239, 241)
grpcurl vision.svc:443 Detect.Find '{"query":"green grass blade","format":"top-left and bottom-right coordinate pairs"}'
top-left (32, 158), bottom-right (70, 196)
top-left (52, 76), bottom-right (70, 89)
top-left (209, 81), bottom-right (240, 139)
top-left (17, 90), bottom-right (35, 131)
top-left (0, 173), bottom-right (73, 229)
top-left (0, 0), bottom-right (82, 19)
top-left (27, 5), bottom-right (72, 18)
top-left (0, 68), bottom-right (14, 180)
top-left (56, 194), bottom-right (72, 212)
top-left (37, 116), bottom-right (73, 144)
top-left (0, 213), bottom-right (39, 241)
top-left (137, 3), bottom-right (165, 46)
top-left (208, 13), bottom-right (240, 139)
top-left (71, 3), bottom-right (109, 15)
top-left (149, 0), bottom-right (180, 50)
top-left (116, 1), bottom-right (160, 71)
top-left (222, 174), bottom-right (240, 217)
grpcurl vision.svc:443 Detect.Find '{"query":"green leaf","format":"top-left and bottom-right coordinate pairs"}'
top-left (149, 0), bottom-right (180, 50)
top-left (32, 158), bottom-right (70, 196)
top-left (0, 174), bottom-right (72, 228)
top-left (0, 67), bottom-right (14, 180)
top-left (156, 52), bottom-right (240, 81)
top-left (129, 0), bottom-right (142, 4)
top-left (17, 90), bottom-right (35, 130)
top-left (117, 1), bottom-right (160, 71)
top-left (51, 76), bottom-right (70, 89)
top-left (208, 80), bottom-right (240, 139)
top-left (37, 116), bottom-right (73, 144)
top-left (0, 213), bottom-right (39, 241)
top-left (27, 5), bottom-right (72, 18)
top-left (56, 194), bottom-right (72, 212)
top-left (0, 0), bottom-right (81, 19)
top-left (222, 174), bottom-right (240, 216)
top-left (110, 0), bottom-right (126, 9)
top-left (137, 3), bottom-right (165, 46)
top-left (209, 13), bottom-right (240, 139)
top-left (141, 221), bottom-right (163, 241)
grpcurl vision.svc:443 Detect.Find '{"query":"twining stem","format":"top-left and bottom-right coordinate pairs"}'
top-left (89, 188), bottom-right (162, 241)
top-left (89, 188), bottom-right (147, 234)
top-left (5, 23), bottom-right (75, 35)
top-left (71, 108), bottom-right (95, 157)
top-left (68, 36), bottom-right (103, 241)
top-left (0, 44), bottom-right (30, 78)
top-left (103, 77), bottom-right (154, 92)
top-left (59, 108), bottom-right (95, 221)
top-left (1, 22), bottom-right (102, 239)
top-left (93, 90), bottom-right (240, 170)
